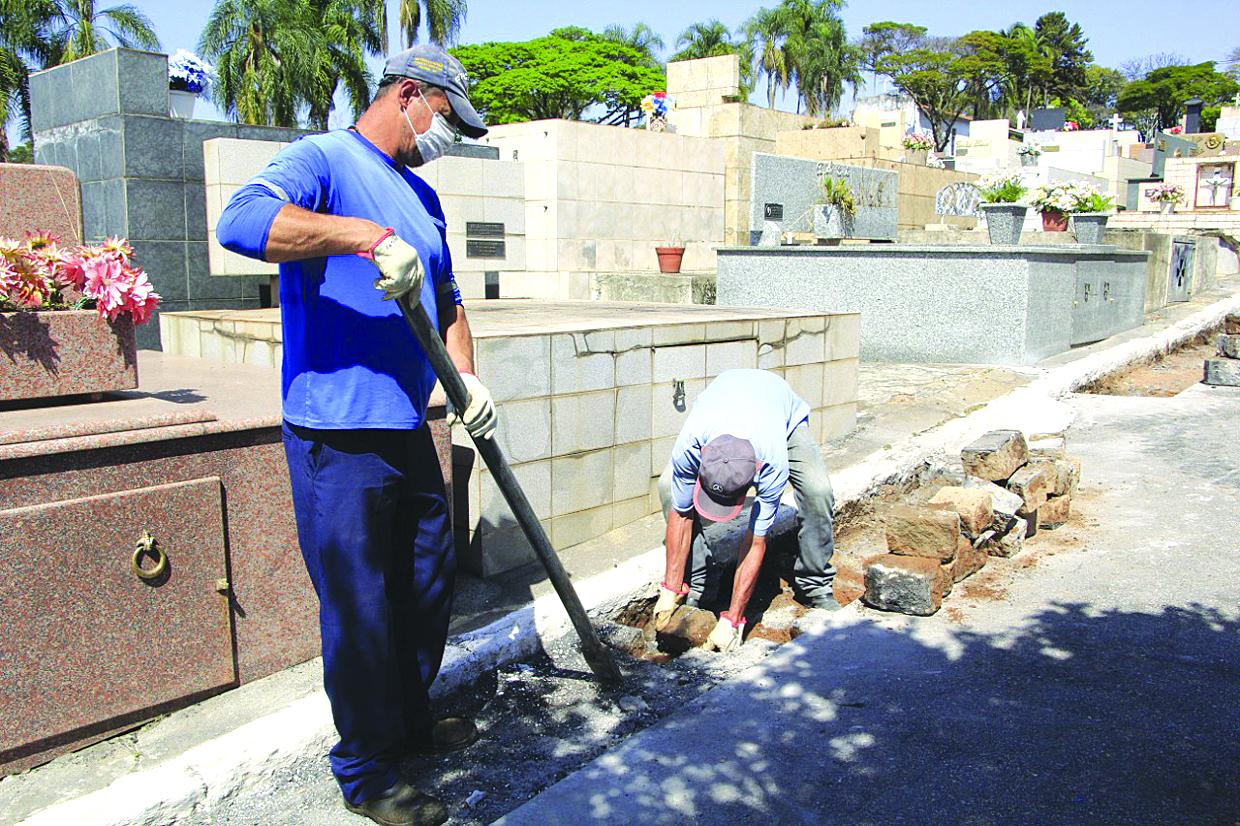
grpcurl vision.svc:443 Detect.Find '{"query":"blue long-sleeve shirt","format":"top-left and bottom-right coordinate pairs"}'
top-left (217, 129), bottom-right (462, 430)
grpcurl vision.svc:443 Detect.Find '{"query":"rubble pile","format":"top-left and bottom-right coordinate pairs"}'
top-left (1203, 314), bottom-right (1240, 387)
top-left (862, 429), bottom-right (1080, 616)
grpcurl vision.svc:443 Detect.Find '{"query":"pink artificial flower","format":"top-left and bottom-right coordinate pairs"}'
top-left (123, 267), bottom-right (161, 325)
top-left (100, 236), bottom-right (133, 262)
top-left (82, 254), bottom-right (127, 316)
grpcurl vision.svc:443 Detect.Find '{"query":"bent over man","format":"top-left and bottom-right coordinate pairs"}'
top-left (654, 369), bottom-right (838, 652)
top-left (216, 45), bottom-right (493, 826)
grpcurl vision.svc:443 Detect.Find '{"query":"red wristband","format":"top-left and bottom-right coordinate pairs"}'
top-left (720, 611), bottom-right (746, 629)
top-left (661, 581), bottom-right (689, 595)
top-left (357, 227), bottom-right (395, 261)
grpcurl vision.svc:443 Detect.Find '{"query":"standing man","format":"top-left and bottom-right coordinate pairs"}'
top-left (216, 46), bottom-right (494, 826)
top-left (653, 369), bottom-right (838, 653)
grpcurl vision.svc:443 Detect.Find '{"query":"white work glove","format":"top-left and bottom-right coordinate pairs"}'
top-left (705, 613), bottom-right (745, 653)
top-left (447, 372), bottom-right (497, 441)
top-left (366, 233), bottom-right (425, 301)
top-left (652, 583), bottom-right (687, 632)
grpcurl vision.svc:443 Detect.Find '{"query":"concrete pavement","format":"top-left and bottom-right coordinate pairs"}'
top-left (501, 385), bottom-right (1240, 826)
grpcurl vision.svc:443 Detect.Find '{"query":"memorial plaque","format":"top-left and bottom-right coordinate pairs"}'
top-left (466, 239), bottom-right (506, 258)
top-left (749, 153), bottom-right (898, 242)
top-left (763, 203), bottom-right (784, 220)
top-left (465, 221), bottom-right (505, 238)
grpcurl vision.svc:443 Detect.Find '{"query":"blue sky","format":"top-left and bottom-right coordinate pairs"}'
top-left (14, 0), bottom-right (1240, 135)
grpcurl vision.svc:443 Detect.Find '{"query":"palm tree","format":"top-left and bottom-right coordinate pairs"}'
top-left (305, 0), bottom-right (381, 130)
top-left (779, 0), bottom-right (859, 117)
top-left (743, 7), bottom-right (790, 108)
top-left (601, 22), bottom-right (663, 68)
top-left (389, 0), bottom-right (467, 49)
top-left (0, 0), bottom-right (55, 160)
top-left (672, 20), bottom-right (735, 62)
top-left (41, 0), bottom-right (160, 64)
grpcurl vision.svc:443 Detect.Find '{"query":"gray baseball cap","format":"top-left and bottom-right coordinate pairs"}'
top-left (693, 435), bottom-right (758, 523)
top-left (383, 44), bottom-right (488, 139)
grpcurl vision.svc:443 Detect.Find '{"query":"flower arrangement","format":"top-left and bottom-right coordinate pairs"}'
top-left (641, 91), bottom-right (672, 119)
top-left (1072, 187), bottom-right (1115, 214)
top-left (902, 132), bottom-right (934, 152)
top-left (819, 176), bottom-right (857, 218)
top-left (1146, 183), bottom-right (1185, 204)
top-left (975, 171), bottom-right (1028, 204)
top-left (0, 233), bottom-right (160, 324)
top-left (1062, 120), bottom-right (1079, 132)
top-left (1030, 181), bottom-right (1080, 214)
top-left (1017, 143), bottom-right (1042, 157)
top-left (1167, 125), bottom-right (1184, 135)
top-left (168, 49), bottom-right (214, 95)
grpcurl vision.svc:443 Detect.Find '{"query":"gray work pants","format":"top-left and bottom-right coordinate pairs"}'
top-left (657, 422), bottom-right (836, 604)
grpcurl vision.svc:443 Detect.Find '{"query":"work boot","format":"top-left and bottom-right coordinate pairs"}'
top-left (408, 716), bottom-right (479, 754)
top-left (795, 592), bottom-right (844, 611)
top-left (344, 781), bottom-right (447, 826)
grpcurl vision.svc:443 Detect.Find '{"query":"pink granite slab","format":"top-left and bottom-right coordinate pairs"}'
top-left (0, 163), bottom-right (82, 244)
top-left (0, 478), bottom-right (235, 761)
top-left (0, 310), bottom-right (137, 401)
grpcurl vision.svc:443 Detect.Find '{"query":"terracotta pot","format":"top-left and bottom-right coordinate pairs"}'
top-left (1041, 209), bottom-right (1069, 232)
top-left (655, 246), bottom-right (686, 274)
top-left (0, 310), bottom-right (137, 402)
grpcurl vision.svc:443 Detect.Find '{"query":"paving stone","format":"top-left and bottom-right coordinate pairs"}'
top-left (988, 517), bottom-right (1026, 557)
top-left (1204, 359), bottom-right (1240, 387)
top-left (1040, 495), bottom-right (1071, 529)
top-left (1018, 507), bottom-right (1040, 538)
top-left (884, 503), bottom-right (961, 561)
top-left (1031, 458), bottom-right (1078, 497)
top-left (1217, 335), bottom-right (1240, 360)
top-left (962, 476), bottom-right (1024, 529)
top-left (1027, 436), bottom-right (1067, 460)
top-left (656, 605), bottom-right (717, 648)
top-left (960, 430), bottom-right (1028, 482)
top-left (948, 535), bottom-right (988, 582)
top-left (862, 554), bottom-right (946, 616)
top-left (1225, 313), bottom-right (1240, 335)
top-left (1007, 464), bottom-right (1053, 512)
top-left (928, 487), bottom-right (993, 539)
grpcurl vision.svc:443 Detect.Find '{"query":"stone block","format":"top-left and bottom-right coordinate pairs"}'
top-left (884, 503), bottom-right (961, 561)
top-left (551, 390), bottom-right (616, 455)
top-left (653, 343), bottom-right (706, 383)
top-left (961, 476), bottom-right (1023, 530)
top-left (125, 179), bottom-right (186, 241)
top-left (494, 398), bottom-right (552, 465)
top-left (651, 378), bottom-right (705, 439)
top-left (1031, 458), bottom-right (1079, 497)
top-left (1064, 457), bottom-right (1081, 495)
top-left (927, 487), bottom-right (993, 539)
top-left (784, 363), bottom-right (824, 409)
top-left (1018, 507), bottom-right (1040, 538)
top-left (988, 517), bottom-right (1026, 557)
top-left (131, 240), bottom-right (188, 302)
top-left (862, 555), bottom-right (946, 616)
top-left (822, 358), bottom-right (859, 406)
top-left (948, 535), bottom-right (988, 582)
top-left (552, 449), bottom-right (613, 518)
top-left (551, 504), bottom-right (613, 549)
top-left (1040, 495), bottom-right (1071, 529)
top-left (1204, 359), bottom-right (1240, 386)
top-left (1027, 436), bottom-right (1067, 460)
top-left (123, 115), bottom-right (185, 179)
top-left (1225, 314), bottom-right (1240, 335)
top-left (480, 460), bottom-right (552, 532)
top-left (612, 442), bottom-right (652, 502)
top-left (1218, 335), bottom-right (1240, 359)
top-left (552, 331), bottom-right (615, 394)
top-left (615, 328), bottom-right (653, 386)
top-left (657, 605), bottom-right (717, 648)
top-left (478, 335), bottom-right (550, 402)
top-left (705, 340), bottom-right (757, 377)
top-left (961, 430), bottom-right (1028, 482)
top-left (1007, 463), bottom-right (1054, 512)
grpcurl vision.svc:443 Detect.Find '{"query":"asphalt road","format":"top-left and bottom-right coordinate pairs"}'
top-left (500, 385), bottom-right (1240, 826)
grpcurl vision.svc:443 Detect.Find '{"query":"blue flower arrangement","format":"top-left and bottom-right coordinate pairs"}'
top-left (168, 49), bottom-right (214, 96)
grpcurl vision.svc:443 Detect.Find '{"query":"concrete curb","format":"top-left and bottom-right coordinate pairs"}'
top-left (17, 289), bottom-right (1240, 826)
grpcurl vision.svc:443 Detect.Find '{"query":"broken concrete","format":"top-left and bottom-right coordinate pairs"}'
top-left (1027, 436), bottom-right (1067, 460)
top-left (1032, 458), bottom-right (1077, 497)
top-left (928, 487), bottom-right (994, 538)
top-left (1205, 359), bottom-right (1240, 386)
top-left (862, 555), bottom-right (946, 616)
top-left (960, 430), bottom-right (1028, 481)
top-left (884, 504), bottom-right (962, 560)
top-left (949, 536), bottom-right (989, 582)
top-left (1040, 495), bottom-right (1071, 529)
top-left (1218, 334), bottom-right (1240, 359)
top-left (1019, 507), bottom-right (1040, 538)
top-left (988, 517), bottom-right (1027, 557)
top-left (1007, 464), bottom-right (1053, 512)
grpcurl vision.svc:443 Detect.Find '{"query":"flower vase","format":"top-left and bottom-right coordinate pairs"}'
top-left (0, 310), bottom-right (138, 402)
top-left (1020, 154), bottom-right (1038, 167)
top-left (812, 205), bottom-right (850, 245)
top-left (979, 203), bottom-right (1028, 245)
top-left (1041, 209), bottom-right (1068, 232)
top-left (907, 149), bottom-right (928, 166)
top-left (169, 90), bottom-right (197, 119)
top-left (1070, 213), bottom-right (1110, 245)
top-left (1159, 202), bottom-right (1175, 215)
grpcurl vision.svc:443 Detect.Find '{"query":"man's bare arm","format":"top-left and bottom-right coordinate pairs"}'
top-left (441, 302), bottom-right (475, 376)
top-left (263, 203), bottom-right (387, 263)
top-left (663, 509), bottom-right (694, 589)
top-left (727, 532), bottom-right (767, 621)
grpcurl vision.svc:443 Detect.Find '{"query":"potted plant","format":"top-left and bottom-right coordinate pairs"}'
top-left (902, 132), bottom-right (934, 165)
top-left (1017, 143), bottom-right (1042, 167)
top-left (975, 171), bottom-right (1029, 245)
top-left (1147, 182), bottom-right (1185, 215)
top-left (813, 176), bottom-right (857, 245)
top-left (1068, 185), bottom-right (1116, 244)
top-left (168, 49), bottom-right (213, 119)
top-left (655, 238), bottom-right (686, 273)
top-left (0, 233), bottom-right (160, 402)
top-left (1029, 181), bottom-right (1080, 232)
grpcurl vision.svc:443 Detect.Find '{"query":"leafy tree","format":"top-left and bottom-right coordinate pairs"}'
top-left (671, 20), bottom-right (735, 62)
top-left (304, 0), bottom-right (381, 130)
top-left (778, 0), bottom-right (858, 117)
top-left (392, 0), bottom-right (466, 48)
top-left (1117, 62), bottom-right (1239, 132)
top-left (601, 23), bottom-right (663, 68)
top-left (743, 7), bottom-right (790, 108)
top-left (1032, 12), bottom-right (1091, 103)
top-left (1081, 65), bottom-right (1125, 125)
top-left (451, 31), bottom-right (665, 126)
top-left (0, 0), bottom-right (53, 160)
top-left (6, 140), bottom-right (33, 162)
top-left (856, 21), bottom-right (926, 92)
top-left (40, 0), bottom-right (160, 63)
top-left (877, 47), bottom-right (973, 151)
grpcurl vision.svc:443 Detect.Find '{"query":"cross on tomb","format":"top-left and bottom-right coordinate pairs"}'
top-left (1200, 166), bottom-right (1233, 207)
top-left (1109, 113), bottom-right (1122, 132)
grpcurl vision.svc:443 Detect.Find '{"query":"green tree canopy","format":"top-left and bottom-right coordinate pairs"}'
top-left (877, 46), bottom-right (974, 151)
top-left (1117, 62), bottom-right (1239, 132)
top-left (450, 30), bottom-right (666, 126)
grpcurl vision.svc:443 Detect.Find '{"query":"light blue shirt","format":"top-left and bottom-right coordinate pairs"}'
top-left (668, 369), bottom-right (811, 536)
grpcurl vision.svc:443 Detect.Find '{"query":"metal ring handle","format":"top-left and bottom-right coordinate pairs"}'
top-left (132, 531), bottom-right (167, 581)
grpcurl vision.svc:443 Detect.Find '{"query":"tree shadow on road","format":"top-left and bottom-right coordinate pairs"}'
top-left (502, 601), bottom-right (1240, 826)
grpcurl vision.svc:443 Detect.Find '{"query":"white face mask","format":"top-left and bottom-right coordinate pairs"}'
top-left (404, 91), bottom-right (457, 165)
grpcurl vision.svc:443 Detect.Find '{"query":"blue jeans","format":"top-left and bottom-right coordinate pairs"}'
top-left (658, 421), bottom-right (836, 603)
top-left (282, 422), bottom-right (454, 804)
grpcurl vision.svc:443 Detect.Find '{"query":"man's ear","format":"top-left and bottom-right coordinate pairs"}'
top-left (397, 78), bottom-right (419, 108)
